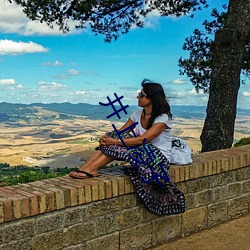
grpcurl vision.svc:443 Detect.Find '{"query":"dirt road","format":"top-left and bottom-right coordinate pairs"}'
top-left (151, 213), bottom-right (250, 250)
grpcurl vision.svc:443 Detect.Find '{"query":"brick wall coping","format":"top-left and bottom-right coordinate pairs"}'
top-left (0, 145), bottom-right (249, 224)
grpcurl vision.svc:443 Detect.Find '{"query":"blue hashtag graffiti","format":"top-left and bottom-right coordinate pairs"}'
top-left (99, 93), bottom-right (129, 119)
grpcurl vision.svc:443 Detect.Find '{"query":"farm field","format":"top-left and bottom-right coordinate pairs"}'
top-left (0, 114), bottom-right (249, 168)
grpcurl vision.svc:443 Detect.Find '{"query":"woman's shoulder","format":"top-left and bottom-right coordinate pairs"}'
top-left (130, 109), bottom-right (143, 117)
top-left (153, 113), bottom-right (172, 127)
top-left (155, 113), bottom-right (171, 120)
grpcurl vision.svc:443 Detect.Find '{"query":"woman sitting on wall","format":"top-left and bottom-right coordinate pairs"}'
top-left (69, 79), bottom-right (185, 216)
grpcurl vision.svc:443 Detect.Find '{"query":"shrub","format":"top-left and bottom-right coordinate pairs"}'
top-left (234, 137), bottom-right (250, 147)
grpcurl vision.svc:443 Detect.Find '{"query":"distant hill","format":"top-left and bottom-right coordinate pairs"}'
top-left (0, 102), bottom-right (249, 124)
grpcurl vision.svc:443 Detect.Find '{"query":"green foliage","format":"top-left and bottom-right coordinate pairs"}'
top-left (8, 0), bottom-right (208, 42)
top-left (179, 5), bottom-right (250, 92)
top-left (0, 164), bottom-right (77, 187)
top-left (234, 137), bottom-right (250, 147)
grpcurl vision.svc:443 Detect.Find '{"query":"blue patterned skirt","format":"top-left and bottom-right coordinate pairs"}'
top-left (96, 131), bottom-right (185, 216)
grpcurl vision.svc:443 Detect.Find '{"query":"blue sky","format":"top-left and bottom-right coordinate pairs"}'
top-left (0, 0), bottom-right (249, 108)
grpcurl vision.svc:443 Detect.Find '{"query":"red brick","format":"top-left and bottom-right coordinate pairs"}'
top-left (184, 165), bottom-right (190, 180)
top-left (112, 179), bottom-right (119, 197)
top-left (94, 176), bottom-right (112, 199)
top-left (63, 180), bottom-right (88, 204)
top-left (12, 197), bottom-right (22, 220)
top-left (32, 190), bottom-right (47, 214)
top-left (2, 198), bottom-right (12, 222)
top-left (123, 177), bottom-right (130, 194)
top-left (91, 183), bottom-right (99, 201)
top-left (19, 185), bottom-right (54, 213)
top-left (247, 153), bottom-right (250, 166)
top-left (198, 163), bottom-right (204, 177)
top-left (221, 159), bottom-right (229, 172)
top-left (82, 183), bottom-right (92, 203)
top-left (179, 166), bottom-right (185, 182)
top-left (47, 187), bottom-right (65, 210)
top-left (83, 179), bottom-right (104, 201)
top-left (208, 161), bottom-right (213, 175)
top-left (20, 196), bottom-right (30, 217)
top-left (169, 167), bottom-right (177, 182)
top-left (115, 176), bottom-right (125, 196)
top-left (240, 154), bottom-right (248, 168)
top-left (60, 185), bottom-right (78, 206)
top-left (189, 165), bottom-right (196, 179)
top-left (0, 200), bottom-right (4, 223)
top-left (130, 183), bottom-right (136, 193)
top-left (44, 190), bottom-right (56, 211)
top-left (101, 174), bottom-right (120, 197)
top-left (29, 180), bottom-right (48, 187)
top-left (228, 156), bottom-right (234, 170)
top-left (55, 178), bottom-right (85, 205)
top-left (232, 155), bottom-right (238, 169)
top-left (0, 187), bottom-right (16, 198)
top-left (11, 189), bottom-right (38, 216)
top-left (235, 155), bottom-right (241, 169)
top-left (104, 180), bottom-right (112, 198)
top-left (98, 181), bottom-right (105, 200)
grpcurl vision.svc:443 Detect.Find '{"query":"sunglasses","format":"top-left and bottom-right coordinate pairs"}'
top-left (138, 92), bottom-right (146, 98)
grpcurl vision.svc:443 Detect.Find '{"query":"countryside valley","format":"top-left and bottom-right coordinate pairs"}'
top-left (0, 102), bottom-right (249, 168)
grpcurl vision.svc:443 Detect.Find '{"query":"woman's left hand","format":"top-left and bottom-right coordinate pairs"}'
top-left (99, 136), bottom-right (117, 147)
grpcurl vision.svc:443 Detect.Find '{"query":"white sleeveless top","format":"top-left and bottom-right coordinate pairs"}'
top-left (130, 109), bottom-right (172, 161)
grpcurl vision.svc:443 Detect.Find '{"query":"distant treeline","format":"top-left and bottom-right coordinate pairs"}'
top-left (0, 163), bottom-right (77, 187)
top-left (0, 162), bottom-right (120, 187)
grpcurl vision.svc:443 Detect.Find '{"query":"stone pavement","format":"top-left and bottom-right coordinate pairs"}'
top-left (151, 213), bottom-right (250, 250)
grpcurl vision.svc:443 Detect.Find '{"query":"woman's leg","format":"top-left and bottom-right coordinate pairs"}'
top-left (81, 150), bottom-right (103, 168)
top-left (69, 150), bottom-right (116, 178)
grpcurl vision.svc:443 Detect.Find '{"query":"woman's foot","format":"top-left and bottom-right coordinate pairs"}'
top-left (69, 168), bottom-right (99, 179)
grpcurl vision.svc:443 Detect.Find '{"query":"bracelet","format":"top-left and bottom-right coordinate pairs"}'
top-left (117, 139), bottom-right (121, 146)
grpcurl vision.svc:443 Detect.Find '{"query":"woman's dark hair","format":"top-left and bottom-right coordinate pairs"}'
top-left (141, 79), bottom-right (172, 129)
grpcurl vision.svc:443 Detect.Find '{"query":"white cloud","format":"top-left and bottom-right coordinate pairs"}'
top-left (0, 78), bottom-right (16, 85)
top-left (165, 87), bottom-right (209, 106)
top-left (17, 84), bottom-right (24, 89)
top-left (38, 81), bottom-right (68, 91)
top-left (188, 89), bottom-right (206, 95)
top-left (43, 60), bottom-right (63, 66)
top-left (0, 78), bottom-right (24, 91)
top-left (75, 91), bottom-right (86, 95)
top-left (243, 91), bottom-right (250, 97)
top-left (0, 39), bottom-right (48, 55)
top-left (68, 69), bottom-right (80, 76)
top-left (173, 79), bottom-right (185, 85)
top-left (189, 89), bottom-right (197, 94)
top-left (175, 91), bottom-right (186, 97)
top-left (0, 0), bottom-right (83, 36)
top-left (144, 9), bottom-right (161, 29)
top-left (95, 87), bottom-right (108, 91)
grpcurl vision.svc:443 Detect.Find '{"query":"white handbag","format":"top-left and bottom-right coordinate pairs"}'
top-left (170, 136), bottom-right (193, 165)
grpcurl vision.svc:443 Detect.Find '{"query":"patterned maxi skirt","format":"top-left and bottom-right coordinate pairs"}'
top-left (97, 131), bottom-right (185, 216)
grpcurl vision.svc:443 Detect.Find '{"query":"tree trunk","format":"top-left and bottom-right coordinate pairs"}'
top-left (200, 0), bottom-right (250, 152)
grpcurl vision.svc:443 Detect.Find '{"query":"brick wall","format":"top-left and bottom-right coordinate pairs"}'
top-left (0, 145), bottom-right (249, 250)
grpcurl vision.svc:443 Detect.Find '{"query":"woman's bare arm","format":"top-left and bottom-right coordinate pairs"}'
top-left (101, 122), bottom-right (168, 147)
top-left (117, 117), bottom-right (136, 132)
